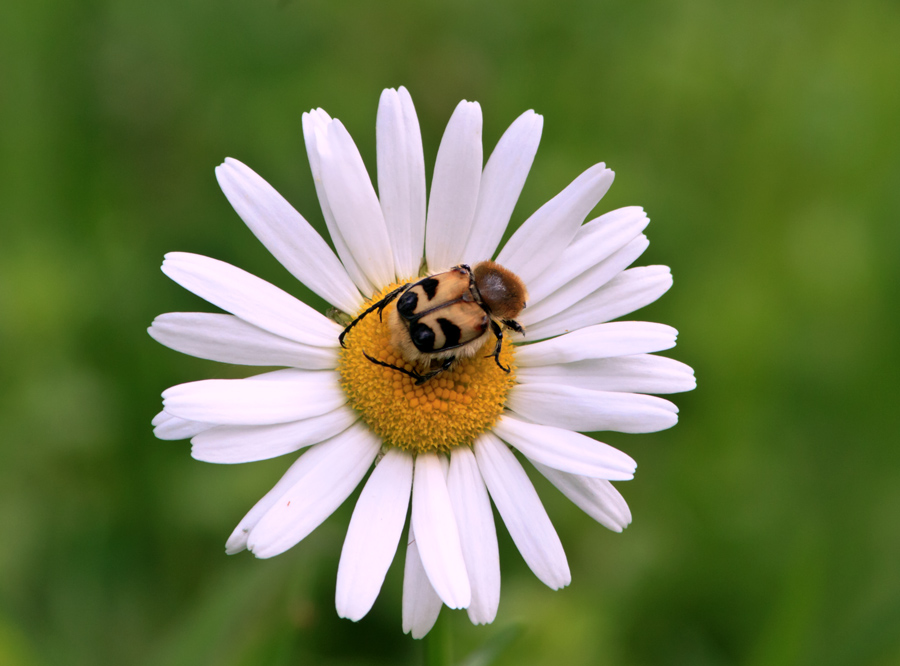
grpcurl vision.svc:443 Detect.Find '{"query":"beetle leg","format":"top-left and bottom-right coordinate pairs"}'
top-left (362, 352), bottom-right (453, 385)
top-left (376, 286), bottom-right (408, 320)
top-left (502, 319), bottom-right (524, 335)
top-left (362, 352), bottom-right (423, 381)
top-left (487, 320), bottom-right (510, 373)
top-left (414, 357), bottom-right (454, 385)
top-left (339, 285), bottom-right (407, 348)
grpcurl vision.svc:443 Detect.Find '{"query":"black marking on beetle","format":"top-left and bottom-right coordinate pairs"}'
top-left (397, 290), bottom-right (418, 319)
top-left (410, 322), bottom-right (435, 352)
top-left (437, 318), bottom-right (461, 348)
top-left (420, 277), bottom-right (439, 300)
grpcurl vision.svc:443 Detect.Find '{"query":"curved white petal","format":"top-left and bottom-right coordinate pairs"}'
top-left (574, 205), bottom-right (647, 242)
top-left (474, 433), bottom-right (570, 589)
top-left (448, 446), bottom-right (500, 625)
top-left (377, 87), bottom-right (426, 280)
top-left (317, 118), bottom-right (395, 288)
top-left (508, 383), bottom-right (679, 433)
top-left (524, 266), bottom-right (673, 341)
top-left (527, 206), bottom-right (649, 306)
top-left (149, 312), bottom-right (338, 370)
top-left (517, 354), bottom-right (696, 394)
top-left (495, 164), bottom-right (614, 285)
top-left (493, 415), bottom-right (636, 480)
top-left (214, 158), bottom-right (362, 313)
top-left (425, 100), bottom-right (483, 272)
top-left (162, 370), bottom-right (345, 425)
top-left (152, 411), bottom-right (215, 440)
top-left (516, 321), bottom-right (678, 367)
top-left (190, 405), bottom-right (358, 464)
top-left (224, 426), bottom-right (336, 555)
top-left (303, 109), bottom-right (377, 296)
top-left (336, 448), bottom-right (413, 621)
top-left (161, 252), bottom-right (341, 347)
top-left (521, 235), bottom-right (649, 326)
top-left (531, 461), bottom-right (632, 532)
top-left (245, 422), bottom-right (381, 558)
top-left (150, 410), bottom-right (170, 427)
top-left (411, 453), bottom-right (471, 609)
top-left (402, 523), bottom-right (443, 639)
top-left (461, 110), bottom-right (543, 264)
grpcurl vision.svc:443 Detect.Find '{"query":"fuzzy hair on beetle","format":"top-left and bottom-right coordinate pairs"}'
top-left (339, 261), bottom-right (528, 385)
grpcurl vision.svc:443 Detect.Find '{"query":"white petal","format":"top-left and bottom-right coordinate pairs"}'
top-left (214, 158), bottom-right (362, 313)
top-left (521, 235), bottom-right (649, 326)
top-left (516, 321), bottom-right (678, 367)
top-left (149, 312), bottom-right (338, 370)
top-left (495, 164), bottom-right (615, 285)
top-left (508, 383), bottom-right (678, 433)
top-left (425, 100), bottom-right (483, 272)
top-left (162, 370), bottom-right (345, 425)
top-left (574, 205), bottom-right (648, 243)
top-left (531, 462), bottom-right (632, 533)
top-left (447, 446), bottom-right (500, 625)
top-left (303, 109), bottom-right (376, 296)
top-left (402, 523), bottom-right (443, 639)
top-left (317, 119), bottom-right (395, 289)
top-left (151, 410), bottom-right (169, 427)
top-left (524, 266), bottom-right (673, 341)
top-left (336, 448), bottom-right (413, 621)
top-left (190, 405), bottom-right (358, 463)
top-left (152, 411), bottom-right (215, 440)
top-left (493, 414), bottom-right (636, 480)
top-left (377, 87), bottom-right (426, 280)
top-left (474, 433), bottom-right (570, 589)
top-left (461, 110), bottom-right (543, 264)
top-left (517, 354), bottom-right (696, 394)
top-left (526, 206), bottom-right (649, 306)
top-left (224, 437), bottom-right (332, 555)
top-left (245, 422), bottom-right (381, 558)
top-left (411, 453), bottom-right (471, 609)
top-left (161, 252), bottom-right (342, 347)
top-left (225, 420), bottom-right (355, 555)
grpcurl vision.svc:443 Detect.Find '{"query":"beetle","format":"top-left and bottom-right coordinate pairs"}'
top-left (339, 261), bottom-right (528, 385)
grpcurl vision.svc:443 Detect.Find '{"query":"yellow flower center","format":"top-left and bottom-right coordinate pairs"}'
top-left (338, 282), bottom-right (516, 453)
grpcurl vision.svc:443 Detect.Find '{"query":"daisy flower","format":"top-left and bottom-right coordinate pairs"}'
top-left (150, 86), bottom-right (695, 638)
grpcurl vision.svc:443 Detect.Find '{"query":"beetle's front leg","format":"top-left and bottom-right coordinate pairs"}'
top-left (487, 320), bottom-right (510, 373)
top-left (339, 285), bottom-right (407, 348)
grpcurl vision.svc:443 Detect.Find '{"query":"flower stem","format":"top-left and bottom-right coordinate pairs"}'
top-left (424, 613), bottom-right (453, 666)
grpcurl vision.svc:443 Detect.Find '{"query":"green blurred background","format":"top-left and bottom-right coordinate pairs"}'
top-left (2, 0), bottom-right (899, 664)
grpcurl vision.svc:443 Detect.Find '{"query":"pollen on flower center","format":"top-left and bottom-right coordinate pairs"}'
top-left (338, 282), bottom-right (517, 453)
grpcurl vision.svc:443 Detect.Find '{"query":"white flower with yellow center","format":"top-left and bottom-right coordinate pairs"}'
top-left (150, 87), bottom-right (695, 638)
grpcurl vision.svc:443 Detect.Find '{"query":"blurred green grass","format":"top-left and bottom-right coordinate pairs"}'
top-left (1, 0), bottom-right (899, 664)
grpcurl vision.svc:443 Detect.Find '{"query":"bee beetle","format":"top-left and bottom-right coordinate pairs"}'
top-left (339, 261), bottom-right (528, 385)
